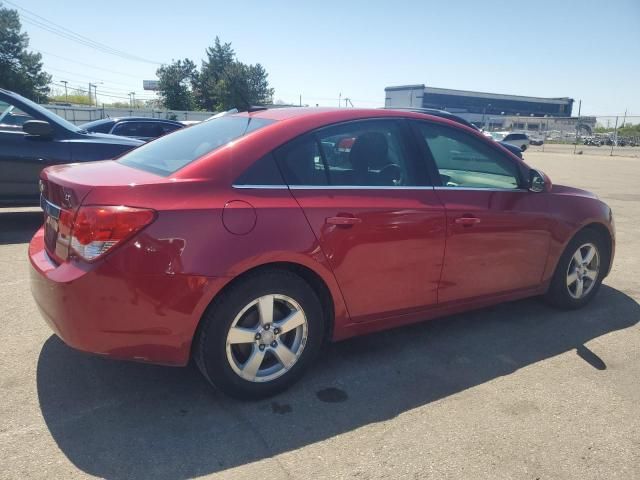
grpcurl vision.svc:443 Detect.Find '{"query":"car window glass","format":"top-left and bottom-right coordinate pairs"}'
top-left (235, 154), bottom-right (284, 185)
top-left (119, 116), bottom-right (274, 176)
top-left (274, 134), bottom-right (328, 186)
top-left (89, 121), bottom-right (114, 133)
top-left (414, 122), bottom-right (520, 189)
top-left (275, 119), bottom-right (419, 187)
top-left (0, 101), bottom-right (34, 131)
top-left (161, 123), bottom-right (181, 134)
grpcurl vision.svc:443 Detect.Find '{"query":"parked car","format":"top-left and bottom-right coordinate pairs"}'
top-left (529, 138), bottom-right (544, 146)
top-left (0, 88), bottom-right (143, 206)
top-left (387, 107), bottom-right (523, 158)
top-left (80, 117), bottom-right (184, 141)
top-left (30, 108), bottom-right (615, 399)
top-left (502, 132), bottom-right (530, 151)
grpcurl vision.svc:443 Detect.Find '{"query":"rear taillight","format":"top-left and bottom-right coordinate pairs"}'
top-left (69, 206), bottom-right (155, 261)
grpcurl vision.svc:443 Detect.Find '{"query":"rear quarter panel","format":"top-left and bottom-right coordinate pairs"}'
top-left (84, 178), bottom-right (349, 356)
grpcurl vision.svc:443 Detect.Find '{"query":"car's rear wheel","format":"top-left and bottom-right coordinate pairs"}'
top-left (521, 144), bottom-right (528, 151)
top-left (195, 269), bottom-right (325, 399)
top-left (544, 228), bottom-right (608, 309)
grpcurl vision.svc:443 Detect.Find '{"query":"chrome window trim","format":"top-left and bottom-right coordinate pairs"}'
top-left (288, 185), bottom-right (435, 190)
top-left (232, 184), bottom-right (289, 189)
top-left (433, 186), bottom-right (528, 192)
top-left (231, 184), bottom-right (530, 192)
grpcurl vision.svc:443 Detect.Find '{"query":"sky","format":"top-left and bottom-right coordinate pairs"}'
top-left (7, 0), bottom-right (640, 116)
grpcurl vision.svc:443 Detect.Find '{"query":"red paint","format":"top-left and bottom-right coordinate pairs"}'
top-left (29, 108), bottom-right (615, 366)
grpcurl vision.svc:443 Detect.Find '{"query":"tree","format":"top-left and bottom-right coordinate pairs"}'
top-left (194, 37), bottom-right (236, 111)
top-left (156, 58), bottom-right (197, 110)
top-left (0, 2), bottom-right (51, 100)
top-left (194, 37), bottom-right (274, 111)
top-left (155, 37), bottom-right (274, 112)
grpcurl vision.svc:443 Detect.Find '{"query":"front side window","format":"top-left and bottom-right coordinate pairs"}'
top-left (119, 115), bottom-right (274, 175)
top-left (275, 119), bottom-right (422, 187)
top-left (413, 122), bottom-right (521, 189)
top-left (0, 101), bottom-right (34, 131)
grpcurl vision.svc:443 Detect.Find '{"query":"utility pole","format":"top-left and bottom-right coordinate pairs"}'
top-left (61, 80), bottom-right (68, 101)
top-left (611, 116), bottom-right (619, 156)
top-left (132, 92), bottom-right (136, 108)
top-left (129, 92), bottom-right (134, 108)
top-left (88, 83), bottom-right (93, 104)
top-left (299, 94), bottom-right (302, 107)
top-left (93, 84), bottom-right (98, 107)
top-left (573, 99), bottom-right (581, 154)
top-left (338, 93), bottom-right (341, 108)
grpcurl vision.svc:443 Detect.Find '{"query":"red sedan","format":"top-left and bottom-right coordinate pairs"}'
top-left (29, 108), bottom-right (615, 398)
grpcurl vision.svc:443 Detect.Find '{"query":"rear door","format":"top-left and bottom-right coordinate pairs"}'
top-left (274, 118), bottom-right (446, 323)
top-left (410, 120), bottom-right (552, 303)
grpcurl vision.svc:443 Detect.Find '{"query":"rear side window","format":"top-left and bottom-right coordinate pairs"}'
top-left (82, 119), bottom-right (114, 134)
top-left (119, 116), bottom-right (274, 175)
top-left (234, 154), bottom-right (284, 186)
top-left (113, 121), bottom-right (177, 138)
top-left (274, 119), bottom-right (424, 187)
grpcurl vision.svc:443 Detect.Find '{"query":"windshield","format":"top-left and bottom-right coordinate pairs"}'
top-left (118, 115), bottom-right (275, 175)
top-left (2, 92), bottom-right (84, 133)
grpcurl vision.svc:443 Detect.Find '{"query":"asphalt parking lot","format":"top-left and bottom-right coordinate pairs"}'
top-left (1, 151), bottom-right (639, 480)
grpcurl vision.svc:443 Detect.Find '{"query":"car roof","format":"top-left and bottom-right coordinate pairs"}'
top-left (110, 116), bottom-right (183, 124)
top-left (230, 107), bottom-right (476, 124)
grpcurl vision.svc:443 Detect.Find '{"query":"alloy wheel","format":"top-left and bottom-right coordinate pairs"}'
top-left (566, 243), bottom-right (600, 300)
top-left (225, 294), bottom-right (308, 383)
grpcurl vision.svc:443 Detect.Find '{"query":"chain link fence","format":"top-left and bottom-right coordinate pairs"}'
top-left (482, 115), bottom-right (640, 158)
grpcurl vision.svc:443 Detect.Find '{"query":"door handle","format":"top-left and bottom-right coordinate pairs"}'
top-left (326, 216), bottom-right (362, 226)
top-left (454, 216), bottom-right (481, 226)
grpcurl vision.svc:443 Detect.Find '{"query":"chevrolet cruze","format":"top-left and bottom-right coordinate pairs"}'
top-left (29, 108), bottom-right (615, 398)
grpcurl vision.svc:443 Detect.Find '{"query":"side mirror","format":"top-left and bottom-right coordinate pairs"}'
top-left (529, 169), bottom-right (550, 193)
top-left (23, 120), bottom-right (54, 137)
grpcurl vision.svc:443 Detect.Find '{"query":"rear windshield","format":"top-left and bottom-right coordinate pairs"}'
top-left (118, 116), bottom-right (274, 175)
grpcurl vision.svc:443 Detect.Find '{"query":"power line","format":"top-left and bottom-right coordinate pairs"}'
top-left (49, 81), bottom-right (155, 101)
top-left (6, 0), bottom-right (163, 65)
top-left (34, 49), bottom-right (144, 79)
top-left (49, 81), bottom-right (155, 100)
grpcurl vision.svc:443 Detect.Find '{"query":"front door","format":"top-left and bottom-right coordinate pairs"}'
top-left (410, 120), bottom-right (552, 303)
top-left (275, 119), bottom-right (446, 323)
top-left (0, 100), bottom-right (70, 203)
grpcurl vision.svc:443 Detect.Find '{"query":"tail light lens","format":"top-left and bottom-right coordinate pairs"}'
top-left (70, 206), bottom-right (156, 261)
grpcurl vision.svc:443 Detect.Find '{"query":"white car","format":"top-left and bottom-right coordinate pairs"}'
top-left (501, 132), bottom-right (530, 151)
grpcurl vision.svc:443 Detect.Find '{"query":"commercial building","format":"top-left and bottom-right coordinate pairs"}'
top-left (384, 84), bottom-right (593, 134)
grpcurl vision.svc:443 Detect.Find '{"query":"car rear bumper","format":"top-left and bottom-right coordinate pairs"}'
top-left (29, 227), bottom-right (220, 366)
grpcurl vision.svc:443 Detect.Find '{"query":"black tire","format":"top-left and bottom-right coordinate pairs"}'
top-left (544, 228), bottom-right (609, 310)
top-left (521, 144), bottom-right (528, 151)
top-left (194, 269), bottom-right (325, 399)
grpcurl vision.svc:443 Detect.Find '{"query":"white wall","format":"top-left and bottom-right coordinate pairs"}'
top-left (43, 104), bottom-right (216, 125)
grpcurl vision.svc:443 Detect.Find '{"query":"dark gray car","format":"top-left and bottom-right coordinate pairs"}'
top-left (80, 117), bottom-right (184, 142)
top-left (0, 89), bottom-right (143, 206)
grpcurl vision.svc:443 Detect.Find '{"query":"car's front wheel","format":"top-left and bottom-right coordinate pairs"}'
top-left (195, 269), bottom-right (325, 399)
top-left (544, 228), bottom-right (609, 309)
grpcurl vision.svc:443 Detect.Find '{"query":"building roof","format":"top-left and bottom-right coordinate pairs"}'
top-left (424, 86), bottom-right (573, 105)
top-left (385, 84), bottom-right (573, 105)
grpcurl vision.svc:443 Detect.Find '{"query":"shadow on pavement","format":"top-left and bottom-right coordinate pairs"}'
top-left (37, 285), bottom-right (639, 479)
top-left (0, 210), bottom-right (42, 245)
